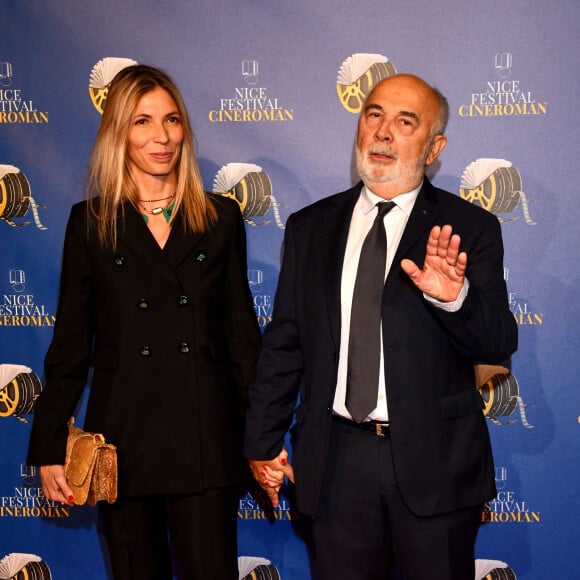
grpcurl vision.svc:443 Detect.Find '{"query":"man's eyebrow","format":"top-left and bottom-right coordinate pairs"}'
top-left (398, 110), bottom-right (420, 123)
top-left (362, 104), bottom-right (421, 123)
top-left (363, 103), bottom-right (383, 114)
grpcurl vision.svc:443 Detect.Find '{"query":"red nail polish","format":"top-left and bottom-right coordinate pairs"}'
top-left (260, 471), bottom-right (266, 477)
top-left (280, 458), bottom-right (287, 465)
top-left (68, 495), bottom-right (74, 502)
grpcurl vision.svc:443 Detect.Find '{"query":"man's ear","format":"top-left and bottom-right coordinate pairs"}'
top-left (425, 134), bottom-right (447, 166)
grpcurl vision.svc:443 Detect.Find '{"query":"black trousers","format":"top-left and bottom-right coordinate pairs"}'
top-left (99, 487), bottom-right (239, 580)
top-left (310, 419), bottom-right (482, 580)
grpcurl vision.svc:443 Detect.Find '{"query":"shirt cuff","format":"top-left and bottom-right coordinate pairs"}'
top-left (423, 278), bottom-right (470, 312)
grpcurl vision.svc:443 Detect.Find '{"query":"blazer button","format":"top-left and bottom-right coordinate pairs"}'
top-left (140, 346), bottom-right (151, 357)
top-left (178, 295), bottom-right (189, 306)
top-left (138, 298), bottom-right (149, 309)
top-left (178, 342), bottom-right (190, 354)
top-left (114, 255), bottom-right (125, 266)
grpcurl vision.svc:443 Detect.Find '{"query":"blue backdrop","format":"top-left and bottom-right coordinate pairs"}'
top-left (1, 1), bottom-right (579, 578)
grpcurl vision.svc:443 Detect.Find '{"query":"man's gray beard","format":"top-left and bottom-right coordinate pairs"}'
top-left (356, 143), bottom-right (430, 188)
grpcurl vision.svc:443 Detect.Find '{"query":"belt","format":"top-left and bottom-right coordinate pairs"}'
top-left (332, 414), bottom-right (390, 438)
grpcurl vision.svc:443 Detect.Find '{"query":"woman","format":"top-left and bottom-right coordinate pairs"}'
top-left (27, 65), bottom-right (261, 579)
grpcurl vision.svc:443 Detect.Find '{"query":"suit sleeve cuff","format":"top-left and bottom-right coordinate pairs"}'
top-left (423, 278), bottom-right (470, 312)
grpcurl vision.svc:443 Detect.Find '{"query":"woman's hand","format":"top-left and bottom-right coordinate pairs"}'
top-left (40, 465), bottom-right (75, 506)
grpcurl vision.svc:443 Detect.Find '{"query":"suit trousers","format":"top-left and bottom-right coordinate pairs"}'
top-left (309, 418), bottom-right (482, 580)
top-left (99, 488), bottom-right (239, 580)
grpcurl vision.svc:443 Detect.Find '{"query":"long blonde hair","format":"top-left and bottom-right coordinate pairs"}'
top-left (87, 64), bottom-right (216, 247)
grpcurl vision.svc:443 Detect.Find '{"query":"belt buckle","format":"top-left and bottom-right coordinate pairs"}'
top-left (375, 423), bottom-right (387, 438)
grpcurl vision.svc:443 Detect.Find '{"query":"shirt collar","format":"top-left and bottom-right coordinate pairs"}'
top-left (360, 182), bottom-right (422, 217)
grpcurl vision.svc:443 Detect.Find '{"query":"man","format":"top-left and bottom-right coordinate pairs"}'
top-left (244, 74), bottom-right (517, 579)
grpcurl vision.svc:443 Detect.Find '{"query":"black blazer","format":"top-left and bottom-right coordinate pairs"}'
top-left (244, 180), bottom-right (517, 518)
top-left (28, 194), bottom-right (261, 496)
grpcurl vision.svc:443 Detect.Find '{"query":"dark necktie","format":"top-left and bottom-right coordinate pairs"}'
top-left (346, 201), bottom-right (396, 423)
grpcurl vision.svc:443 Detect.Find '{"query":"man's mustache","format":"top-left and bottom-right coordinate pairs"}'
top-left (364, 145), bottom-right (399, 160)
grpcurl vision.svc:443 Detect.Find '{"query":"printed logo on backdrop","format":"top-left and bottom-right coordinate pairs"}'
top-left (476, 364), bottom-right (533, 429)
top-left (238, 556), bottom-right (281, 580)
top-left (482, 466), bottom-right (540, 525)
top-left (475, 559), bottom-right (517, 580)
top-left (213, 163), bottom-right (285, 229)
top-left (0, 364), bottom-right (43, 424)
top-left (88, 57), bottom-right (139, 114)
top-left (458, 53), bottom-right (547, 118)
top-left (0, 63), bottom-right (49, 124)
top-left (502, 265), bottom-right (543, 328)
top-left (0, 269), bottom-right (55, 328)
top-left (476, 263), bottom-right (538, 428)
top-left (209, 60), bottom-right (294, 123)
top-left (0, 62), bottom-right (13, 87)
top-left (0, 553), bottom-right (52, 579)
top-left (460, 159), bottom-right (537, 225)
top-left (247, 269), bottom-right (272, 329)
top-left (242, 60), bottom-right (259, 85)
top-left (213, 163), bottom-right (282, 329)
top-left (336, 53), bottom-right (397, 113)
top-left (238, 491), bottom-right (296, 522)
top-left (0, 165), bottom-right (47, 230)
top-left (0, 463), bottom-right (69, 519)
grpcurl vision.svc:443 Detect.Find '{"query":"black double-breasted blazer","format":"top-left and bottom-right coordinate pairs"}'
top-left (29, 194), bottom-right (261, 496)
top-left (244, 180), bottom-right (517, 518)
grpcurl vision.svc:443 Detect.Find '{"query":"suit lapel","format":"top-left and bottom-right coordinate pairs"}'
top-left (162, 211), bottom-right (207, 270)
top-left (120, 206), bottom-right (205, 288)
top-left (390, 179), bottom-right (440, 275)
top-left (322, 184), bottom-right (361, 350)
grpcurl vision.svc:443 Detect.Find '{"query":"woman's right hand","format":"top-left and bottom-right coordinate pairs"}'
top-left (40, 465), bottom-right (75, 506)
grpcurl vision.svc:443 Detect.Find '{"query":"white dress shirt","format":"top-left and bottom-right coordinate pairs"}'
top-left (332, 183), bottom-right (468, 422)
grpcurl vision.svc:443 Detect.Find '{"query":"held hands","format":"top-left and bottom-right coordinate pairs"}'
top-left (401, 224), bottom-right (467, 302)
top-left (248, 447), bottom-right (295, 508)
top-left (40, 465), bottom-right (75, 506)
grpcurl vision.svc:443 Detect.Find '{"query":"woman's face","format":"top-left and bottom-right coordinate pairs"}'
top-left (126, 87), bottom-right (184, 188)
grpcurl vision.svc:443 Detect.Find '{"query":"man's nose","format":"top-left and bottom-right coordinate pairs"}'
top-left (374, 119), bottom-right (392, 142)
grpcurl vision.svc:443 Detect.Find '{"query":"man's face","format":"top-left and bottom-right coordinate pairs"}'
top-left (356, 75), bottom-right (446, 198)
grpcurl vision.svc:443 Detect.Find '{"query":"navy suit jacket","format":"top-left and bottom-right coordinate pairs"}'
top-left (244, 179), bottom-right (517, 518)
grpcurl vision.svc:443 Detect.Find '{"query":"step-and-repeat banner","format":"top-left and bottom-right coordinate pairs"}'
top-left (1, 1), bottom-right (578, 578)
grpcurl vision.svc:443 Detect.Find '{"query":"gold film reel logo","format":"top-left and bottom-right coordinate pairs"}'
top-left (10, 561), bottom-right (52, 580)
top-left (460, 167), bottom-right (521, 214)
top-left (477, 369), bottom-right (533, 428)
top-left (0, 554), bottom-right (52, 580)
top-left (336, 54), bottom-right (397, 114)
top-left (0, 171), bottom-right (30, 220)
top-left (213, 163), bottom-right (285, 229)
top-left (0, 166), bottom-right (46, 229)
top-left (241, 564), bottom-right (281, 580)
top-left (485, 568), bottom-right (517, 580)
top-left (89, 57), bottom-right (138, 114)
top-left (222, 172), bottom-right (272, 218)
top-left (239, 556), bottom-right (281, 580)
top-left (460, 159), bottom-right (536, 224)
top-left (0, 371), bottom-right (43, 423)
top-left (89, 85), bottom-right (110, 115)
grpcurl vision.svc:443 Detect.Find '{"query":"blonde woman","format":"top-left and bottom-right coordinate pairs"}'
top-left (28, 65), bottom-right (261, 579)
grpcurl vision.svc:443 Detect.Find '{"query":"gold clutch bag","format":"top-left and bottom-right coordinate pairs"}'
top-left (64, 418), bottom-right (118, 506)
